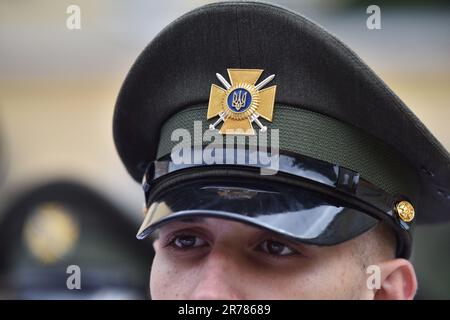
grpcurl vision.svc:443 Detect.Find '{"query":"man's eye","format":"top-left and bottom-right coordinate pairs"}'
top-left (171, 235), bottom-right (207, 249)
top-left (258, 240), bottom-right (297, 256)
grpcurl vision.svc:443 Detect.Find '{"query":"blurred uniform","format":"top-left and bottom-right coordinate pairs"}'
top-left (0, 180), bottom-right (153, 299)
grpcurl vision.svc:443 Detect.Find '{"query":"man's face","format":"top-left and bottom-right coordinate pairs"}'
top-left (149, 217), bottom-right (375, 299)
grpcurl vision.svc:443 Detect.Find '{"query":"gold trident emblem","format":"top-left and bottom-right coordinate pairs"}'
top-left (232, 90), bottom-right (247, 111)
top-left (207, 69), bottom-right (277, 135)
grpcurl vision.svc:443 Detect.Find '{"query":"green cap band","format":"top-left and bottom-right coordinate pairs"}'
top-left (156, 105), bottom-right (419, 200)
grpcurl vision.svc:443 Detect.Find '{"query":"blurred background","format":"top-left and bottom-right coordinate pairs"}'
top-left (0, 0), bottom-right (449, 299)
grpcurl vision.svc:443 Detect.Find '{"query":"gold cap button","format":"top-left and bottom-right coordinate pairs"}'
top-left (395, 200), bottom-right (415, 222)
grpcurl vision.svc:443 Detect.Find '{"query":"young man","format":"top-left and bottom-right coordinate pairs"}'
top-left (113, 1), bottom-right (450, 299)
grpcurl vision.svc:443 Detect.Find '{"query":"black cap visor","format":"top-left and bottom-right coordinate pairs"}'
top-left (137, 178), bottom-right (379, 247)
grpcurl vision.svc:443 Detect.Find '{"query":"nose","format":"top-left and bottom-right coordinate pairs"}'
top-left (190, 248), bottom-right (245, 300)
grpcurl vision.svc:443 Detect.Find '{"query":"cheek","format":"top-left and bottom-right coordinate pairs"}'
top-left (150, 252), bottom-right (180, 299)
top-left (269, 264), bottom-right (334, 299)
top-left (310, 256), bottom-right (367, 299)
top-left (278, 255), bottom-right (366, 299)
top-left (149, 250), bottom-right (198, 300)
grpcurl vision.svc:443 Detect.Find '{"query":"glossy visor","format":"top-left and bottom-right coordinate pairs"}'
top-left (137, 148), bottom-right (412, 257)
top-left (137, 178), bottom-right (380, 246)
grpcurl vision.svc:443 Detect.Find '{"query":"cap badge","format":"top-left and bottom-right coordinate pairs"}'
top-left (207, 69), bottom-right (277, 135)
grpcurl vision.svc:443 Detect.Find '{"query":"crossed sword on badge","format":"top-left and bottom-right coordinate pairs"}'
top-left (209, 73), bottom-right (275, 133)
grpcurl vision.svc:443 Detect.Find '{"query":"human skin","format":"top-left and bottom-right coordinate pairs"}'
top-left (150, 218), bottom-right (417, 300)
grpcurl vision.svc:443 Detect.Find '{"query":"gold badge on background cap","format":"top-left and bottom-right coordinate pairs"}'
top-left (207, 69), bottom-right (277, 135)
top-left (23, 203), bottom-right (79, 264)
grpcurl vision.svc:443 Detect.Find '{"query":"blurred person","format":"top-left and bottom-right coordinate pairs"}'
top-left (0, 180), bottom-right (153, 299)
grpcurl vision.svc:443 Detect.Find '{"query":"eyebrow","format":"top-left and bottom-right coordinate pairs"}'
top-left (156, 217), bottom-right (207, 234)
top-left (154, 217), bottom-right (208, 240)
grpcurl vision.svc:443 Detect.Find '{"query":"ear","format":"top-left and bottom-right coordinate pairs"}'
top-left (374, 259), bottom-right (417, 300)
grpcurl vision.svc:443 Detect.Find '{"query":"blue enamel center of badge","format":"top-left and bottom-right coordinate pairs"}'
top-left (227, 88), bottom-right (252, 112)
